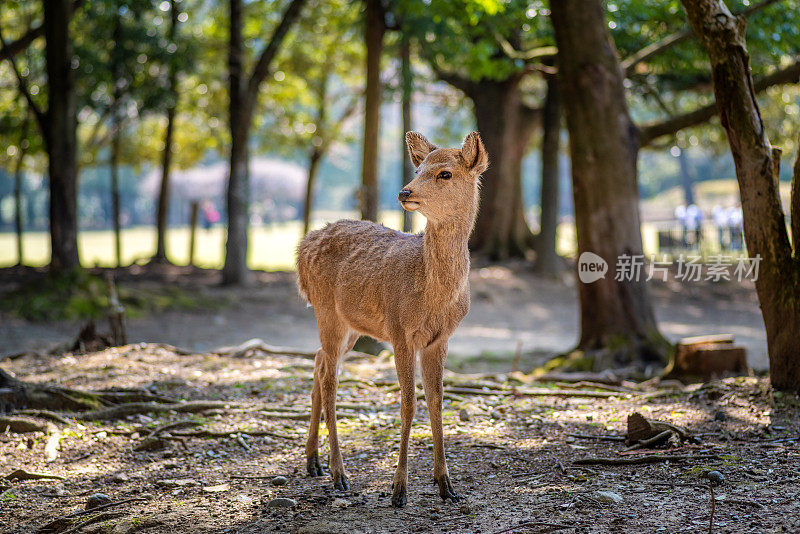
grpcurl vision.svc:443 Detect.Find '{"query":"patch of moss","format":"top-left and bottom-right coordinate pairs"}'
top-left (1, 269), bottom-right (221, 322)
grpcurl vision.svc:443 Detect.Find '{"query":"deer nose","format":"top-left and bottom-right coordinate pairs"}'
top-left (398, 190), bottom-right (412, 201)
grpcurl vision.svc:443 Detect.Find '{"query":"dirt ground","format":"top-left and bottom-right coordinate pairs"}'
top-left (0, 261), bottom-right (769, 371)
top-left (0, 343), bottom-right (798, 534)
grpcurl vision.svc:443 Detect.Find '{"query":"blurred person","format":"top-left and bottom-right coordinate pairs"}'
top-left (201, 200), bottom-right (220, 230)
top-left (727, 205), bottom-right (744, 251)
top-left (675, 204), bottom-right (687, 247)
top-left (685, 203), bottom-right (703, 248)
top-left (712, 205), bottom-right (729, 250)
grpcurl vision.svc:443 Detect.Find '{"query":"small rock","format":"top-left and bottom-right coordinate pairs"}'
top-left (714, 411), bottom-right (727, 422)
top-left (705, 471), bottom-right (725, 485)
top-left (331, 498), bottom-right (349, 508)
top-left (459, 408), bottom-right (470, 422)
top-left (490, 410), bottom-right (503, 420)
top-left (271, 476), bottom-right (288, 487)
top-left (459, 504), bottom-right (471, 514)
top-left (85, 493), bottom-right (112, 510)
top-left (593, 491), bottom-right (623, 504)
top-left (133, 437), bottom-right (167, 452)
top-left (110, 473), bottom-right (129, 483)
top-left (203, 483), bottom-right (230, 493)
top-left (430, 513), bottom-right (441, 520)
top-left (266, 497), bottom-right (297, 508)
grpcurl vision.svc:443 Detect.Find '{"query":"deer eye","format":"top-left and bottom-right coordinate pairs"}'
top-left (437, 171), bottom-right (452, 180)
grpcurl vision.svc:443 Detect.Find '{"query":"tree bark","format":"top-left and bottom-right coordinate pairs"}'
top-left (224, 0), bottom-right (251, 285)
top-left (400, 33), bottom-right (414, 233)
top-left (303, 149), bottom-right (322, 237)
top-left (534, 73), bottom-right (563, 276)
top-left (43, 0), bottom-right (80, 273)
top-left (681, 0), bottom-right (800, 391)
top-left (551, 0), bottom-right (668, 369)
top-left (468, 77), bottom-right (537, 259)
top-left (223, 0), bottom-right (307, 285)
top-left (154, 0), bottom-right (179, 263)
top-left (13, 148), bottom-right (26, 266)
top-left (360, 0), bottom-right (384, 222)
top-left (677, 147), bottom-right (695, 205)
top-left (111, 117), bottom-right (122, 268)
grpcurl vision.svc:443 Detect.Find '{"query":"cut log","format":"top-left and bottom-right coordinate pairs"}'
top-left (666, 335), bottom-right (749, 381)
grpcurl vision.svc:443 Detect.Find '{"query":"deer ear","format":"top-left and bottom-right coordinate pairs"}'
top-left (406, 132), bottom-right (437, 167)
top-left (461, 131), bottom-right (488, 175)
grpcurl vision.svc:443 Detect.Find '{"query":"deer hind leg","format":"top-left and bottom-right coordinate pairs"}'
top-left (391, 342), bottom-right (417, 508)
top-left (309, 312), bottom-right (356, 491)
top-left (421, 340), bottom-right (460, 502)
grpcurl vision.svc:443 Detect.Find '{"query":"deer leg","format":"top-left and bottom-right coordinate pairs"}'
top-left (305, 348), bottom-right (325, 477)
top-left (421, 340), bottom-right (460, 502)
top-left (391, 343), bottom-right (416, 508)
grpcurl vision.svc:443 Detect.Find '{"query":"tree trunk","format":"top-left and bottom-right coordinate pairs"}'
top-left (681, 0), bottom-right (800, 391)
top-left (677, 147), bottom-right (695, 205)
top-left (154, 0), bottom-right (179, 263)
top-left (469, 78), bottom-right (536, 259)
top-left (222, 0), bottom-right (307, 285)
top-left (43, 0), bottom-right (79, 273)
top-left (551, 0), bottom-right (668, 370)
top-left (534, 73), bottom-right (563, 276)
top-left (360, 0), bottom-right (384, 222)
top-left (303, 149), bottom-right (322, 237)
top-left (111, 118), bottom-right (122, 268)
top-left (14, 149), bottom-right (25, 266)
top-left (222, 0), bottom-right (252, 286)
top-left (400, 33), bottom-right (414, 233)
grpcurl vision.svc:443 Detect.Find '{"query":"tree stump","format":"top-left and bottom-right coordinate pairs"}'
top-left (667, 335), bottom-right (749, 382)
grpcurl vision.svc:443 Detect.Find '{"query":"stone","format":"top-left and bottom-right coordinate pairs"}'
top-left (594, 491), bottom-right (623, 504)
top-left (271, 476), bottom-right (289, 486)
top-left (266, 497), bottom-right (297, 508)
top-left (331, 498), bottom-right (349, 508)
top-left (85, 493), bottom-right (112, 510)
top-left (459, 408), bottom-right (470, 422)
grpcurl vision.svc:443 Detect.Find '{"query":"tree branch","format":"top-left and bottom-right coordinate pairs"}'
top-left (429, 63), bottom-right (475, 96)
top-left (621, 0), bottom-right (783, 77)
top-left (494, 33), bottom-right (557, 62)
top-left (0, 0), bottom-right (86, 61)
top-left (246, 0), bottom-right (308, 105)
top-left (0, 24), bottom-right (45, 128)
top-left (638, 57), bottom-right (800, 146)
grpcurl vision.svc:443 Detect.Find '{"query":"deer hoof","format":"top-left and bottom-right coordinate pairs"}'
top-left (436, 474), bottom-right (461, 502)
top-left (333, 472), bottom-right (350, 491)
top-left (306, 454), bottom-right (324, 477)
top-left (390, 483), bottom-right (407, 508)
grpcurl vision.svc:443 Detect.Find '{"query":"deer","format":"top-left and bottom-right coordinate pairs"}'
top-left (296, 131), bottom-right (487, 508)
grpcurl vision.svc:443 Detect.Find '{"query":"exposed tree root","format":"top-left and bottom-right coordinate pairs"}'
top-left (4, 468), bottom-right (65, 481)
top-left (573, 454), bottom-right (720, 466)
top-left (78, 400), bottom-right (240, 421)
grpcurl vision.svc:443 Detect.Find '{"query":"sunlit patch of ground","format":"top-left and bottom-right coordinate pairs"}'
top-left (0, 346), bottom-right (797, 533)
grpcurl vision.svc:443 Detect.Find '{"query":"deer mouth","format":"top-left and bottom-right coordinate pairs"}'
top-left (401, 200), bottom-right (420, 211)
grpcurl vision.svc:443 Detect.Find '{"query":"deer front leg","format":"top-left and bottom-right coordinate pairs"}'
top-left (305, 349), bottom-right (325, 477)
top-left (421, 340), bottom-right (460, 502)
top-left (391, 344), bottom-right (416, 507)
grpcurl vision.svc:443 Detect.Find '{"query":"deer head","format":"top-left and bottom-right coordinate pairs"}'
top-left (399, 131), bottom-right (488, 224)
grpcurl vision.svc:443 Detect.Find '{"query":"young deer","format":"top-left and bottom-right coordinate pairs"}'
top-left (297, 131), bottom-right (487, 507)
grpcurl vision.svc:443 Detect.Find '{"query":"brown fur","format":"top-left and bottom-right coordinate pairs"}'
top-left (296, 131), bottom-right (488, 507)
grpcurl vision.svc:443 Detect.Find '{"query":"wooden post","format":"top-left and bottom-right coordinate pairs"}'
top-left (188, 201), bottom-right (199, 267)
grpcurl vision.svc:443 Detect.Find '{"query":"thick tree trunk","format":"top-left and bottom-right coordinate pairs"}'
top-left (681, 0), bottom-right (800, 391)
top-left (534, 73), bottom-right (563, 276)
top-left (551, 0), bottom-right (668, 369)
top-left (469, 78), bottom-right (536, 259)
top-left (14, 150), bottom-right (25, 266)
top-left (400, 33), bottom-right (414, 233)
top-left (223, 0), bottom-right (252, 286)
top-left (677, 148), bottom-right (695, 205)
top-left (303, 149), bottom-right (322, 237)
top-left (154, 0), bottom-right (179, 263)
top-left (43, 0), bottom-right (79, 273)
top-left (360, 0), bottom-right (384, 222)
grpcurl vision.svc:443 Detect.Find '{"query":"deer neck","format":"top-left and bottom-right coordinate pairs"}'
top-left (421, 214), bottom-right (473, 305)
